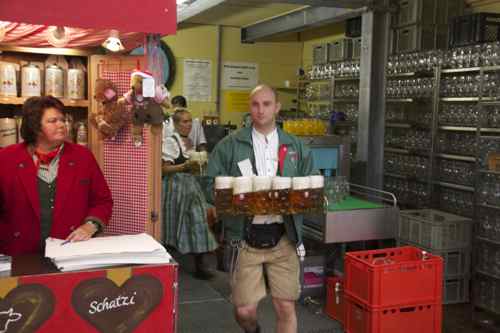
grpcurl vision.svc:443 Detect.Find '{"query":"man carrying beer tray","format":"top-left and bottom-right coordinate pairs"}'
top-left (207, 84), bottom-right (315, 333)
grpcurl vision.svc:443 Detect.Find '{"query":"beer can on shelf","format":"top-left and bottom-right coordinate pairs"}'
top-left (45, 65), bottom-right (64, 98)
top-left (233, 176), bottom-right (253, 215)
top-left (271, 177), bottom-right (292, 215)
top-left (21, 64), bottom-right (41, 97)
top-left (251, 176), bottom-right (273, 215)
top-left (67, 68), bottom-right (85, 99)
top-left (215, 176), bottom-right (234, 215)
top-left (0, 62), bottom-right (17, 97)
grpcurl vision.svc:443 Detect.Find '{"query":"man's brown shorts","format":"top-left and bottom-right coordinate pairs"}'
top-left (231, 236), bottom-right (300, 306)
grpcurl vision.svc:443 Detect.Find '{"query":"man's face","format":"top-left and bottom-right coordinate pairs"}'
top-left (250, 88), bottom-right (280, 129)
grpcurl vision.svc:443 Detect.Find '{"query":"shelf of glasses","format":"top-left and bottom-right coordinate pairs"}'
top-left (387, 70), bottom-right (435, 78)
top-left (478, 169), bottom-right (500, 175)
top-left (434, 181), bottom-right (475, 192)
top-left (309, 78), bottom-right (332, 83)
top-left (479, 98), bottom-right (500, 105)
top-left (438, 126), bottom-right (477, 132)
top-left (478, 203), bottom-right (500, 211)
top-left (386, 98), bottom-right (414, 103)
top-left (476, 236), bottom-right (500, 247)
top-left (481, 128), bottom-right (500, 134)
top-left (385, 147), bottom-right (409, 154)
top-left (436, 153), bottom-right (476, 162)
top-left (307, 100), bottom-right (331, 104)
top-left (441, 67), bottom-right (481, 74)
top-left (440, 97), bottom-right (480, 102)
top-left (481, 65), bottom-right (500, 72)
top-left (475, 269), bottom-right (500, 283)
top-left (386, 122), bottom-right (412, 128)
top-left (332, 98), bottom-right (358, 103)
top-left (334, 76), bottom-right (360, 81)
top-left (384, 172), bottom-right (429, 182)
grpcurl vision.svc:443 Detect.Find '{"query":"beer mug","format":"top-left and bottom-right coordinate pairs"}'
top-left (290, 177), bottom-right (311, 214)
top-left (251, 176), bottom-right (272, 215)
top-left (215, 176), bottom-right (234, 215)
top-left (233, 176), bottom-right (253, 215)
top-left (309, 175), bottom-right (325, 212)
top-left (271, 177), bottom-right (292, 215)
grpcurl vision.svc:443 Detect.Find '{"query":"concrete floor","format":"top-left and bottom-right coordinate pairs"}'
top-left (175, 253), bottom-right (495, 333)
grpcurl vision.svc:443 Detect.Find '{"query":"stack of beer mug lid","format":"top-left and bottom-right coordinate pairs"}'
top-left (215, 175), bottom-right (324, 216)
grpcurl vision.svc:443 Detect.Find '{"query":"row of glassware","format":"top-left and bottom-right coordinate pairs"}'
top-left (386, 78), bottom-right (435, 98)
top-left (0, 62), bottom-right (85, 99)
top-left (214, 175), bottom-right (325, 216)
top-left (387, 42), bottom-right (500, 75)
top-left (385, 129), bottom-right (431, 150)
top-left (383, 178), bottom-right (430, 208)
top-left (478, 173), bottom-right (500, 207)
top-left (308, 60), bottom-right (360, 81)
top-left (439, 187), bottom-right (474, 218)
top-left (384, 153), bottom-right (430, 178)
top-left (335, 83), bottom-right (360, 98)
top-left (477, 207), bottom-right (500, 242)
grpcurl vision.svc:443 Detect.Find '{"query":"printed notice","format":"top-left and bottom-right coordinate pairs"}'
top-left (222, 62), bottom-right (258, 91)
top-left (183, 59), bottom-right (212, 102)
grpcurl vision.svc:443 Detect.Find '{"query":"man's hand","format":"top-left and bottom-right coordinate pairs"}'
top-left (184, 159), bottom-right (201, 173)
top-left (65, 223), bottom-right (98, 242)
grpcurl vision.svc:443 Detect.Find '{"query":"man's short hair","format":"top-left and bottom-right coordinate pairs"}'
top-left (171, 95), bottom-right (187, 108)
top-left (249, 84), bottom-right (279, 102)
top-left (172, 108), bottom-right (191, 124)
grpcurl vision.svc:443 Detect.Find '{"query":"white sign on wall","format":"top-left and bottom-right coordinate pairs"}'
top-left (183, 59), bottom-right (212, 102)
top-left (222, 62), bottom-right (259, 91)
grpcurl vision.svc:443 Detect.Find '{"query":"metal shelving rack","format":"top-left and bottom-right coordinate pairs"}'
top-left (383, 69), bottom-right (436, 209)
top-left (331, 74), bottom-right (360, 157)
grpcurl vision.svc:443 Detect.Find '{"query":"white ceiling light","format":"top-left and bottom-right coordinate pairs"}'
top-left (47, 26), bottom-right (70, 48)
top-left (102, 30), bottom-right (125, 52)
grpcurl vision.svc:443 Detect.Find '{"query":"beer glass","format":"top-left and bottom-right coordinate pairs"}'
top-left (232, 176), bottom-right (253, 215)
top-left (290, 177), bottom-right (311, 214)
top-left (309, 175), bottom-right (325, 212)
top-left (271, 177), bottom-right (292, 215)
top-left (215, 176), bottom-right (234, 215)
top-left (251, 176), bottom-right (272, 215)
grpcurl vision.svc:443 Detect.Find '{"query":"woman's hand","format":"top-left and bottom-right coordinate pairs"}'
top-left (65, 223), bottom-right (98, 242)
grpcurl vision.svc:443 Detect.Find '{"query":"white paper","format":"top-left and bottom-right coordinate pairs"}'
top-left (222, 62), bottom-right (258, 91)
top-left (45, 233), bottom-right (171, 271)
top-left (183, 59), bottom-right (211, 102)
top-left (142, 77), bottom-right (155, 97)
top-left (238, 159), bottom-right (255, 176)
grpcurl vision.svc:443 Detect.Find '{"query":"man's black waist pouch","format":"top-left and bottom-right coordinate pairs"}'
top-left (245, 223), bottom-right (285, 249)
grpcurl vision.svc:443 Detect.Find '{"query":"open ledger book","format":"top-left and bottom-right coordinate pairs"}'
top-left (45, 233), bottom-right (172, 272)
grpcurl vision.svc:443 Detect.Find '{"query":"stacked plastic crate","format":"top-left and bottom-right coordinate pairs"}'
top-left (397, 209), bottom-right (472, 304)
top-left (343, 246), bottom-right (443, 333)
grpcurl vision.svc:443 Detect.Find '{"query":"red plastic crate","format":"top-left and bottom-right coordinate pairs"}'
top-left (344, 295), bottom-right (442, 333)
top-left (344, 246), bottom-right (443, 308)
top-left (325, 276), bottom-right (345, 325)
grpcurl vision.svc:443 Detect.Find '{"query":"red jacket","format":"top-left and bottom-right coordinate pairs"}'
top-left (0, 142), bottom-right (113, 255)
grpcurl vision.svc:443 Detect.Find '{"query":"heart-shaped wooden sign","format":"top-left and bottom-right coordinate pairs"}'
top-left (71, 274), bottom-right (163, 333)
top-left (0, 284), bottom-right (55, 333)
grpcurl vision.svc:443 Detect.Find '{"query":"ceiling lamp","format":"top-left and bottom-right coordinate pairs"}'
top-left (47, 26), bottom-right (70, 48)
top-left (102, 30), bottom-right (125, 52)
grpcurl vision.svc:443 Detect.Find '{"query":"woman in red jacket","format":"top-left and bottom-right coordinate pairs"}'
top-left (0, 96), bottom-right (113, 255)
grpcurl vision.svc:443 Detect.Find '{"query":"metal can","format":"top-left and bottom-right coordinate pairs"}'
top-left (67, 68), bottom-right (85, 99)
top-left (45, 65), bottom-right (64, 98)
top-left (0, 62), bottom-right (17, 97)
top-left (21, 64), bottom-right (41, 97)
top-left (76, 121), bottom-right (88, 147)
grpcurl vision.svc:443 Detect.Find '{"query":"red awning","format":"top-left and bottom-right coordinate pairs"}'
top-left (0, 0), bottom-right (177, 35)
